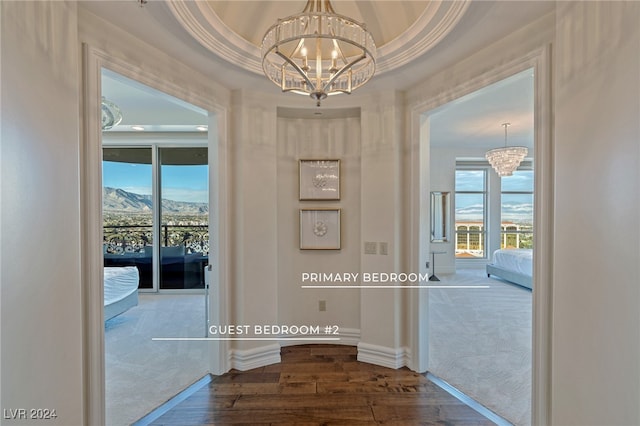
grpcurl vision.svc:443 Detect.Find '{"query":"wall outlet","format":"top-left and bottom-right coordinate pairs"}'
top-left (364, 241), bottom-right (377, 255)
top-left (319, 300), bottom-right (326, 311)
top-left (379, 242), bottom-right (388, 255)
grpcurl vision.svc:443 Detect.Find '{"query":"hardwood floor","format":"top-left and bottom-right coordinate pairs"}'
top-left (145, 345), bottom-right (495, 425)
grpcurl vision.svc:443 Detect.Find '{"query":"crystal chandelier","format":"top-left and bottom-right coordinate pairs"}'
top-left (101, 97), bottom-right (123, 131)
top-left (485, 123), bottom-right (528, 177)
top-left (261, 0), bottom-right (377, 107)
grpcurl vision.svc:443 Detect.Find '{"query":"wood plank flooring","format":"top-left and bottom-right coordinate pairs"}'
top-left (147, 344), bottom-right (495, 425)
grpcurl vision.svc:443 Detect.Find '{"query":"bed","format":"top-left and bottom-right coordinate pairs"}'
top-left (104, 266), bottom-right (139, 321)
top-left (486, 248), bottom-right (533, 290)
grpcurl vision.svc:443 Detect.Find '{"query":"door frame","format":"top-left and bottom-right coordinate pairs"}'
top-left (407, 45), bottom-right (553, 425)
top-left (81, 43), bottom-right (230, 425)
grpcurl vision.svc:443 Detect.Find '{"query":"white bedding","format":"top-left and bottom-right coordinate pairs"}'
top-left (104, 266), bottom-right (139, 306)
top-left (491, 249), bottom-right (532, 276)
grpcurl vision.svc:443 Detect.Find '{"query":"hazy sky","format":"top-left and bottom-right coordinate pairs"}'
top-left (103, 161), bottom-right (208, 203)
top-left (456, 170), bottom-right (533, 223)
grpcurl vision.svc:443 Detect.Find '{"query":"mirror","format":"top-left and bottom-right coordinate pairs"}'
top-left (431, 191), bottom-right (450, 242)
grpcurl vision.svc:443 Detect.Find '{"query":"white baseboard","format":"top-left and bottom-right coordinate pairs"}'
top-left (227, 329), bottom-right (361, 371)
top-left (279, 328), bottom-right (361, 347)
top-left (357, 342), bottom-right (411, 369)
top-left (229, 343), bottom-right (281, 371)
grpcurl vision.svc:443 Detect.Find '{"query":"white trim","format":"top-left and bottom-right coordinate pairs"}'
top-left (377, 1), bottom-right (471, 74)
top-left (229, 344), bottom-right (281, 371)
top-left (357, 342), bottom-right (411, 370)
top-left (279, 328), bottom-right (361, 348)
top-left (166, 0), bottom-right (471, 77)
top-left (408, 45), bottom-right (553, 425)
top-left (81, 43), bottom-right (231, 423)
top-left (531, 43), bottom-right (553, 426)
top-left (427, 373), bottom-right (513, 426)
top-left (81, 43), bottom-right (107, 426)
top-left (132, 374), bottom-right (213, 426)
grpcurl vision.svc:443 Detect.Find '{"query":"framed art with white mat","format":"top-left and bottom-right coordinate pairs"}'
top-left (299, 208), bottom-right (341, 250)
top-left (299, 159), bottom-right (340, 200)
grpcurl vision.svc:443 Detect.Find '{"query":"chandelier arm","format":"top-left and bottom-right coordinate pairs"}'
top-left (315, 36), bottom-right (323, 90)
top-left (274, 49), bottom-right (315, 89)
top-left (292, 38), bottom-right (306, 57)
top-left (323, 54), bottom-right (366, 93)
top-left (324, 0), bottom-right (335, 14)
top-left (331, 38), bottom-right (347, 64)
top-left (261, 0), bottom-right (376, 105)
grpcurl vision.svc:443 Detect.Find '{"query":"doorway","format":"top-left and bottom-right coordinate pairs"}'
top-left (426, 69), bottom-right (534, 424)
top-left (411, 55), bottom-right (553, 424)
top-left (101, 69), bottom-right (211, 425)
top-left (82, 45), bottom-right (230, 425)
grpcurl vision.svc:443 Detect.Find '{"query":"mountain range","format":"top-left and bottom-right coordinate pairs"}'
top-left (103, 187), bottom-right (208, 214)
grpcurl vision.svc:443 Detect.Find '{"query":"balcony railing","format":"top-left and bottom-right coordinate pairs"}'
top-left (103, 224), bottom-right (209, 255)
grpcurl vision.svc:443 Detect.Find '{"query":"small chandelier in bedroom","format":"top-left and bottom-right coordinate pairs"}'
top-left (261, 0), bottom-right (377, 107)
top-left (101, 97), bottom-right (123, 131)
top-left (485, 123), bottom-right (528, 177)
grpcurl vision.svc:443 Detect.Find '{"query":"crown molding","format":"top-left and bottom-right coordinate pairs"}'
top-left (167, 0), bottom-right (470, 77)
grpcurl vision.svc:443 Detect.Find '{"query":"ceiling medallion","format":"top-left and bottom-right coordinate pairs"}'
top-left (261, 0), bottom-right (376, 106)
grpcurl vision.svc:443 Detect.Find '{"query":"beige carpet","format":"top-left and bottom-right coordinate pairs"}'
top-left (105, 293), bottom-right (209, 426)
top-left (106, 273), bottom-right (530, 425)
top-left (428, 268), bottom-right (532, 425)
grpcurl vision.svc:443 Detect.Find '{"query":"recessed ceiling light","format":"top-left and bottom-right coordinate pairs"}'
top-left (196, 125), bottom-right (208, 131)
top-left (131, 125), bottom-right (145, 131)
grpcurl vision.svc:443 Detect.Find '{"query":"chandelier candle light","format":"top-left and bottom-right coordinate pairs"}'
top-left (261, 0), bottom-right (377, 106)
top-left (485, 123), bottom-right (528, 177)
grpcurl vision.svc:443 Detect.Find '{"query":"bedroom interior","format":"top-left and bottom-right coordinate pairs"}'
top-left (3, 2), bottom-right (640, 426)
top-left (101, 69), bottom-right (212, 424)
top-left (426, 68), bottom-right (534, 423)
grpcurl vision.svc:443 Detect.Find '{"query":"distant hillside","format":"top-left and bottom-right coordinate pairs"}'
top-left (103, 187), bottom-right (208, 214)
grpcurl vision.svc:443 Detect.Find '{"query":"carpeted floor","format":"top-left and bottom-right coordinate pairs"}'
top-left (428, 268), bottom-right (532, 425)
top-left (105, 293), bottom-right (209, 426)
top-left (106, 271), bottom-right (530, 425)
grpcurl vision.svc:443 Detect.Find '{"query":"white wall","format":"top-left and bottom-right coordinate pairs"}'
top-left (277, 115), bottom-right (361, 336)
top-left (228, 91), bottom-right (280, 366)
top-left (231, 91), bottom-right (409, 368)
top-left (552, 1), bottom-right (640, 424)
top-left (358, 91), bottom-right (408, 366)
top-left (0, 1), bottom-right (84, 424)
top-left (2, 2), bottom-right (640, 425)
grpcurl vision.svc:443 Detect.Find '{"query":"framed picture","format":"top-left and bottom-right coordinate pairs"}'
top-left (299, 209), bottom-right (341, 250)
top-left (299, 159), bottom-right (340, 200)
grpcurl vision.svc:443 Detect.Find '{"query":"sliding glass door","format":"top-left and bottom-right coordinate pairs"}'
top-left (159, 147), bottom-right (209, 290)
top-left (103, 147), bottom-right (155, 289)
top-left (102, 145), bottom-right (208, 291)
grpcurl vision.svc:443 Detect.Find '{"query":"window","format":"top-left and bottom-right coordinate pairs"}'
top-left (102, 146), bottom-right (209, 291)
top-left (455, 169), bottom-right (487, 258)
top-left (500, 169), bottom-right (533, 249)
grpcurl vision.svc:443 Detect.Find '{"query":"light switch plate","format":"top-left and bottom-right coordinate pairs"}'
top-left (379, 242), bottom-right (388, 255)
top-left (364, 241), bottom-right (377, 255)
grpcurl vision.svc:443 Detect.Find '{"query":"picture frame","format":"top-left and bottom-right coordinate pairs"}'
top-left (299, 159), bottom-right (340, 200)
top-left (299, 209), bottom-right (341, 250)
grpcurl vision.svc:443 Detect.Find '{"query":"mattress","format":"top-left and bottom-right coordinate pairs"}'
top-left (491, 249), bottom-right (533, 276)
top-left (104, 266), bottom-right (139, 306)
